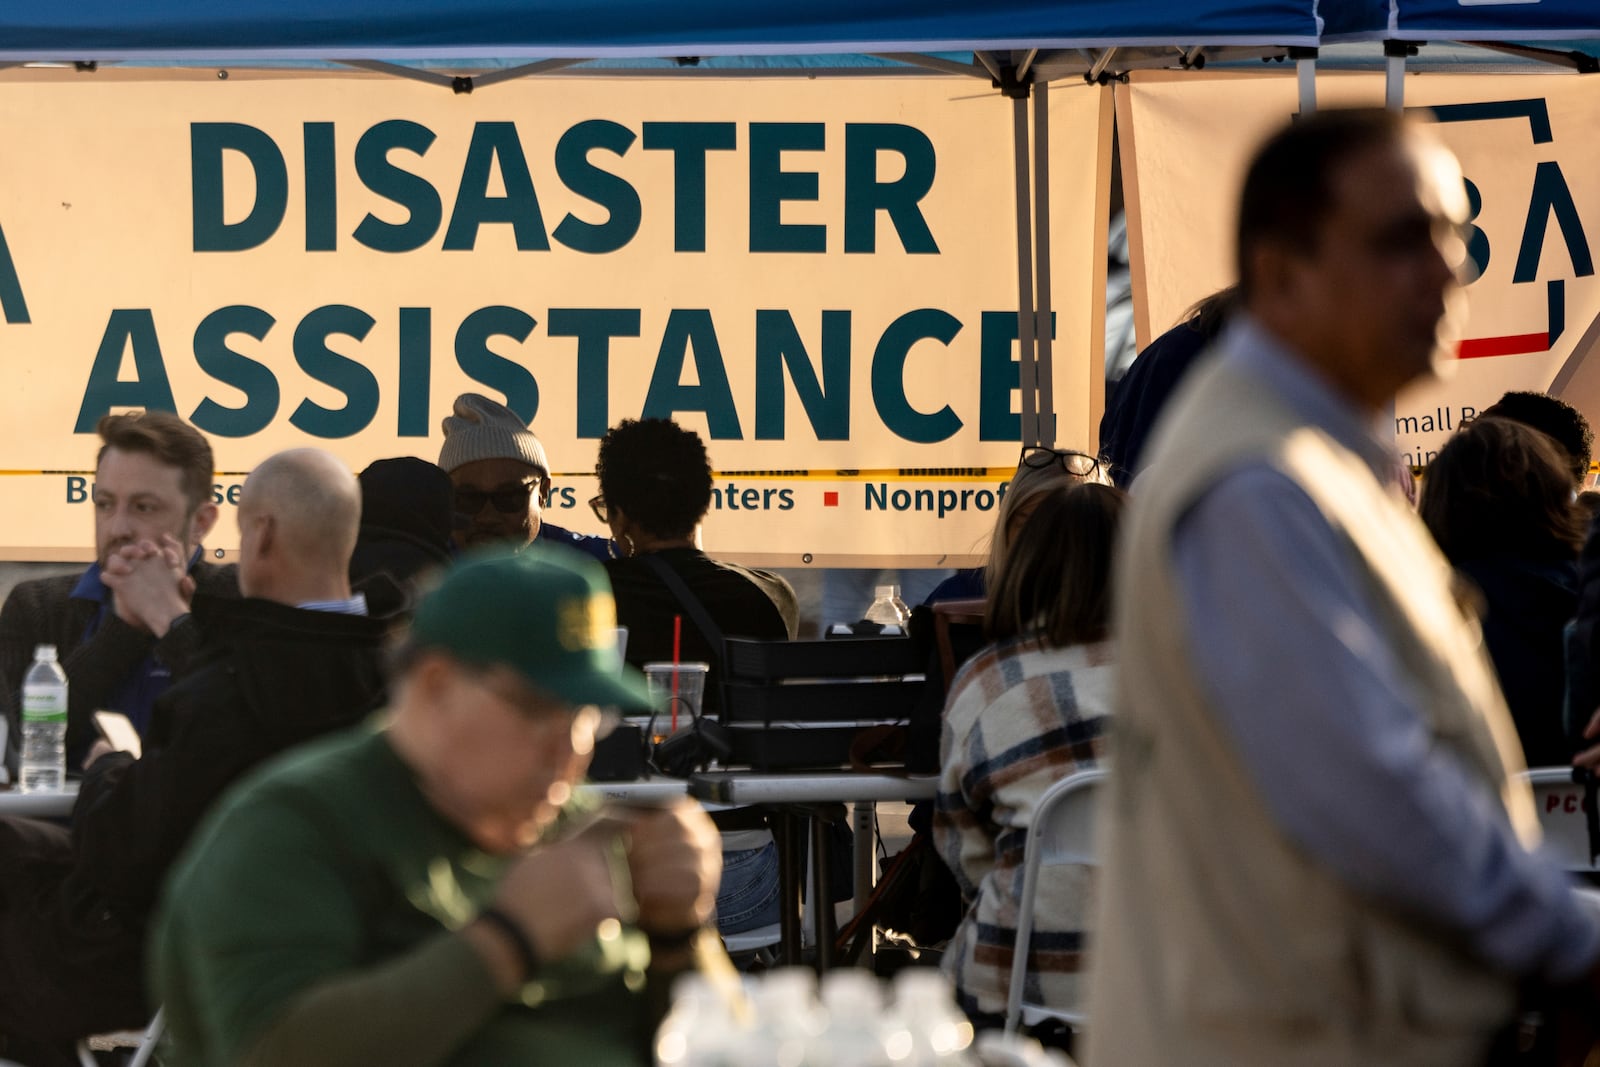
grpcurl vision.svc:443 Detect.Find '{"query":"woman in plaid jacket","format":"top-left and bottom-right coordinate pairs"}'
top-left (934, 481), bottom-right (1125, 1034)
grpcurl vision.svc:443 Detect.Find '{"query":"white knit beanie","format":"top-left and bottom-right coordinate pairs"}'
top-left (437, 393), bottom-right (550, 475)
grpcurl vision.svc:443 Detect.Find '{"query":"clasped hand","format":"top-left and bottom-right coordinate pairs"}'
top-left (489, 799), bottom-right (721, 964)
top-left (100, 535), bottom-right (194, 637)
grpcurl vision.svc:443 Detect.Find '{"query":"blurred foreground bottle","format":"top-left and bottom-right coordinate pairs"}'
top-left (894, 970), bottom-right (976, 1065)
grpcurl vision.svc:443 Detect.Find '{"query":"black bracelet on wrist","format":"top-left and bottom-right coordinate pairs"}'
top-left (477, 907), bottom-right (540, 980)
top-left (644, 926), bottom-right (704, 953)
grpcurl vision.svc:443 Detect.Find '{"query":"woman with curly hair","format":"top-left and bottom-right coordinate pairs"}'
top-left (592, 418), bottom-right (797, 689)
top-left (592, 418), bottom-right (797, 939)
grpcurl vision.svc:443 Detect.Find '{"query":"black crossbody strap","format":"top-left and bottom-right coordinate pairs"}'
top-left (638, 553), bottom-right (730, 718)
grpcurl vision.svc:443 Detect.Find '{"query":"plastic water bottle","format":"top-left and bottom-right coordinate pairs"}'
top-left (812, 970), bottom-right (902, 1067)
top-left (20, 644), bottom-right (67, 793)
top-left (655, 973), bottom-right (738, 1067)
top-left (893, 969), bottom-right (976, 1065)
top-left (864, 585), bottom-right (911, 629)
top-left (973, 1030), bottom-right (1080, 1066)
top-left (739, 969), bottom-right (821, 1067)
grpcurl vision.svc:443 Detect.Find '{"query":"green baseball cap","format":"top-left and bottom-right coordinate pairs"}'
top-left (409, 544), bottom-right (653, 712)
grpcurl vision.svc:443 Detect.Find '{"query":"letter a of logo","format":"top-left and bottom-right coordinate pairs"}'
top-left (0, 220), bottom-right (31, 324)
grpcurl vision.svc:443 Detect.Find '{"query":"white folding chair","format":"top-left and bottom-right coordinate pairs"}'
top-left (1520, 768), bottom-right (1600, 874)
top-left (721, 922), bottom-right (786, 962)
top-left (1004, 768), bottom-right (1106, 1037)
top-left (76, 1006), bottom-right (164, 1067)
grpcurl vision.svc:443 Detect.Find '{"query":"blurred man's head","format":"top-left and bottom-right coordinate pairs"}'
top-left (438, 394), bottom-right (551, 550)
top-left (93, 411), bottom-right (218, 568)
top-left (389, 547), bottom-right (651, 852)
top-left (235, 448), bottom-right (361, 603)
top-left (1236, 109), bottom-right (1470, 411)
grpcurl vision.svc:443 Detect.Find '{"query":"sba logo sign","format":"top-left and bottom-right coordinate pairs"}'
top-left (1422, 99), bottom-right (1591, 360)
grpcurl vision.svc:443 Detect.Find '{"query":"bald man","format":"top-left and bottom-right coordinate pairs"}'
top-left (0, 448), bottom-right (393, 1067)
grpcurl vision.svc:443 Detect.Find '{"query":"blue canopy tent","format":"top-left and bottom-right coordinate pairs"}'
top-left (1321, 0), bottom-right (1598, 107)
top-left (0, 2), bottom-right (1324, 61)
top-left (1392, 1), bottom-right (1600, 89)
top-left (1392, 0), bottom-right (1600, 43)
top-left (0, 1), bottom-right (1335, 448)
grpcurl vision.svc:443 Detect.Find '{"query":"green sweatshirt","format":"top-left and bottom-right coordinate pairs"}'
top-left (152, 725), bottom-right (668, 1067)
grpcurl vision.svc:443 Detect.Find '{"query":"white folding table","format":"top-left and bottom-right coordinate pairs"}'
top-left (0, 782), bottom-right (78, 819)
top-left (688, 771), bottom-right (936, 969)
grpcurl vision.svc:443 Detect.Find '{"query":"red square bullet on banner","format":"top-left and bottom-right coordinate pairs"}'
top-left (823, 491), bottom-right (839, 507)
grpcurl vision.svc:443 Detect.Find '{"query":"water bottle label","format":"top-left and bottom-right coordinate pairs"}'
top-left (22, 688), bottom-right (67, 724)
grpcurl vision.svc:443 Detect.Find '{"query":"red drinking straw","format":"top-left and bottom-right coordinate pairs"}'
top-left (671, 614), bottom-right (682, 731)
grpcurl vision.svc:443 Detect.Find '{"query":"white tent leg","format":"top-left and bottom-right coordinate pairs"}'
top-left (1386, 51), bottom-right (1406, 111)
top-left (1297, 56), bottom-right (1317, 115)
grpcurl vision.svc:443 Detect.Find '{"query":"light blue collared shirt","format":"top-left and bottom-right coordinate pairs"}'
top-left (1172, 315), bottom-right (1600, 982)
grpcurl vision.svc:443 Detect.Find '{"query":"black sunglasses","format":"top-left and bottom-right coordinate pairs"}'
top-left (1019, 446), bottom-right (1101, 478)
top-left (455, 483), bottom-right (535, 515)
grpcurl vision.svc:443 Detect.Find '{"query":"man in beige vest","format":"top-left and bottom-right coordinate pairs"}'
top-left (1087, 109), bottom-right (1600, 1065)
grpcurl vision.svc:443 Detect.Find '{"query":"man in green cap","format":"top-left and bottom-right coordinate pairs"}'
top-left (150, 545), bottom-right (723, 1067)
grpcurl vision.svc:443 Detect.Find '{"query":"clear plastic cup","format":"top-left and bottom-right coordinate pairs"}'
top-left (643, 662), bottom-right (710, 728)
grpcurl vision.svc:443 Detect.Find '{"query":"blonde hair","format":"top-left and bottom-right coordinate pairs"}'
top-left (986, 482), bottom-right (1125, 646)
top-left (983, 451), bottom-right (1110, 594)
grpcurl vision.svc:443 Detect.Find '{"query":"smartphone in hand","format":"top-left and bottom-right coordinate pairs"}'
top-left (93, 710), bottom-right (142, 760)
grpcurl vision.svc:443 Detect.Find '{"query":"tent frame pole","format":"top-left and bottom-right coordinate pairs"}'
top-left (1011, 89), bottom-right (1040, 449)
top-left (335, 57), bottom-right (583, 91)
top-left (1032, 79), bottom-right (1056, 446)
top-left (870, 53), bottom-right (989, 79)
top-left (1290, 47), bottom-right (1317, 114)
top-left (1469, 42), bottom-right (1599, 74)
top-left (1384, 40), bottom-right (1411, 111)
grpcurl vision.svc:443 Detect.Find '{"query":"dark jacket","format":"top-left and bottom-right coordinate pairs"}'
top-left (0, 591), bottom-right (390, 1046)
top-left (538, 521), bottom-right (614, 563)
top-left (606, 548), bottom-right (796, 717)
top-left (0, 560), bottom-right (238, 771)
top-left (1458, 553), bottom-right (1578, 768)
top-left (1099, 317), bottom-right (1216, 487)
top-left (72, 592), bottom-right (391, 917)
top-left (1564, 514), bottom-right (1600, 751)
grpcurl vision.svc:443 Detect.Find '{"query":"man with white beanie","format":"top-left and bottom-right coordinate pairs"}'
top-left (438, 393), bottom-right (611, 561)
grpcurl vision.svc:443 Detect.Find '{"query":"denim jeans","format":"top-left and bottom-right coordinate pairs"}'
top-left (714, 841), bottom-right (781, 934)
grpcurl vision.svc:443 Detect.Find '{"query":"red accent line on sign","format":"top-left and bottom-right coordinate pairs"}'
top-left (1457, 332), bottom-right (1550, 360)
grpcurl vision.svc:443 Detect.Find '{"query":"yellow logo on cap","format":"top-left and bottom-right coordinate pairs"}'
top-left (558, 594), bottom-right (617, 652)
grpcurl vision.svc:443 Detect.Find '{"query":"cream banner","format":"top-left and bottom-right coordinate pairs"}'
top-left (1119, 71), bottom-right (1600, 471)
top-left (0, 68), bottom-right (1111, 563)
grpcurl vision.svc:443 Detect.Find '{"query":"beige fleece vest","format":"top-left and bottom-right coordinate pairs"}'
top-left (1085, 355), bottom-right (1535, 1067)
